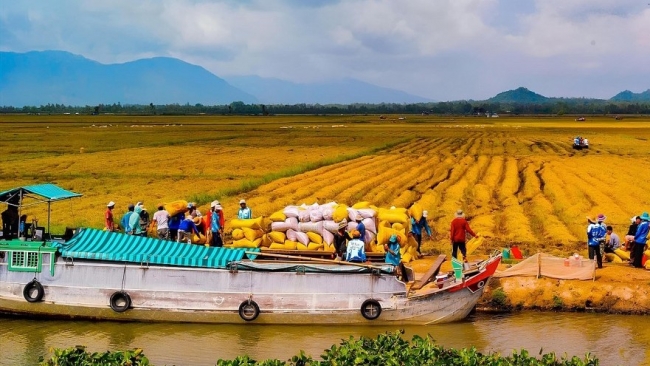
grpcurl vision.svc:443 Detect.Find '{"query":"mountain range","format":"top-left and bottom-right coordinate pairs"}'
top-left (486, 87), bottom-right (650, 104)
top-left (0, 51), bottom-right (429, 106)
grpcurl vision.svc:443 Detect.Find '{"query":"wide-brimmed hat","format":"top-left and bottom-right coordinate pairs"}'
top-left (107, 201), bottom-right (115, 207)
top-left (355, 214), bottom-right (363, 221)
top-left (338, 221), bottom-right (347, 229)
top-left (239, 199), bottom-right (246, 204)
top-left (214, 204), bottom-right (223, 210)
top-left (422, 210), bottom-right (428, 218)
top-left (596, 213), bottom-right (606, 222)
top-left (136, 201), bottom-right (143, 207)
top-left (640, 212), bottom-right (650, 221)
top-left (455, 209), bottom-right (464, 218)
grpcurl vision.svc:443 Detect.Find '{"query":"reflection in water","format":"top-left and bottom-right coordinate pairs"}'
top-left (2, 312), bottom-right (649, 366)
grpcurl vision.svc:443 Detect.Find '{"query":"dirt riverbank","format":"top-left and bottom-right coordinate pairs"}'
top-left (410, 256), bottom-right (650, 314)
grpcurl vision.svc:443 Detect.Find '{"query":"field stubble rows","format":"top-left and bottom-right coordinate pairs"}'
top-left (2, 115), bottom-right (650, 257)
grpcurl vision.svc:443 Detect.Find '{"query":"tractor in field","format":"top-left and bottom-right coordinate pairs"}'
top-left (573, 136), bottom-right (589, 150)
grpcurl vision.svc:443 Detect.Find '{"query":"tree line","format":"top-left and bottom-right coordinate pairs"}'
top-left (1, 99), bottom-right (649, 116)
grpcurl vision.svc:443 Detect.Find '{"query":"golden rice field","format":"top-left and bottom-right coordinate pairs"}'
top-left (1, 114), bottom-right (650, 257)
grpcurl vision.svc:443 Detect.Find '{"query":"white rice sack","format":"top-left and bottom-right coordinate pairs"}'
top-left (362, 218), bottom-right (377, 234)
top-left (322, 207), bottom-right (334, 220)
top-left (286, 229), bottom-right (298, 242)
top-left (322, 201), bottom-right (338, 209)
top-left (322, 230), bottom-right (334, 245)
top-left (347, 207), bottom-right (359, 222)
top-left (283, 206), bottom-right (300, 218)
top-left (347, 222), bottom-right (357, 232)
top-left (322, 220), bottom-right (339, 234)
top-left (299, 221), bottom-right (323, 234)
top-left (298, 210), bottom-right (312, 223)
top-left (309, 203), bottom-right (320, 211)
top-left (285, 217), bottom-right (299, 231)
top-left (294, 231), bottom-right (310, 246)
top-left (299, 203), bottom-right (309, 209)
top-left (364, 231), bottom-right (376, 246)
top-left (309, 210), bottom-right (324, 222)
top-left (358, 208), bottom-right (376, 219)
top-left (271, 221), bottom-right (291, 232)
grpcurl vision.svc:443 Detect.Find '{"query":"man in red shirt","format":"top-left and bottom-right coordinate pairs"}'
top-left (450, 209), bottom-right (476, 260)
top-left (105, 201), bottom-right (116, 232)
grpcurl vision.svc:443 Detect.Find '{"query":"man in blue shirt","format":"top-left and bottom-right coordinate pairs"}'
top-left (238, 199), bottom-right (252, 219)
top-left (345, 230), bottom-right (366, 263)
top-left (632, 212), bottom-right (649, 268)
top-left (410, 210), bottom-right (432, 255)
top-left (355, 214), bottom-right (366, 242)
top-left (210, 202), bottom-right (224, 247)
top-left (120, 204), bottom-right (134, 234)
top-left (177, 216), bottom-right (199, 244)
top-left (587, 213), bottom-right (607, 268)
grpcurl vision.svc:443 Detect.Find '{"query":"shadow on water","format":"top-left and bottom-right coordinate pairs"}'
top-left (2, 312), bottom-right (650, 366)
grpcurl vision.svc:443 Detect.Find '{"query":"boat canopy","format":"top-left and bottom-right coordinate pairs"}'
top-left (0, 184), bottom-right (82, 206)
top-left (57, 228), bottom-right (258, 269)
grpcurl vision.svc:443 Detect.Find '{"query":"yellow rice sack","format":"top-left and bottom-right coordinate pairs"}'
top-left (269, 243), bottom-right (285, 250)
top-left (408, 203), bottom-right (423, 221)
top-left (352, 201), bottom-right (371, 209)
top-left (645, 249), bottom-right (650, 257)
top-left (370, 243), bottom-right (386, 253)
top-left (192, 233), bottom-right (206, 244)
top-left (297, 243), bottom-right (309, 251)
top-left (391, 222), bottom-right (405, 233)
top-left (332, 205), bottom-right (349, 222)
top-left (307, 242), bottom-right (324, 250)
top-left (376, 227), bottom-right (407, 246)
top-left (232, 238), bottom-right (262, 248)
top-left (230, 217), bottom-right (263, 230)
top-left (459, 236), bottom-right (484, 261)
top-left (646, 260), bottom-right (650, 270)
top-left (284, 240), bottom-right (298, 250)
top-left (231, 228), bottom-right (244, 240)
top-left (605, 253), bottom-right (623, 263)
top-left (243, 227), bottom-right (264, 241)
top-left (269, 211), bottom-right (287, 222)
top-left (379, 220), bottom-right (391, 229)
top-left (377, 208), bottom-right (408, 224)
top-left (402, 253), bottom-right (412, 263)
top-left (269, 231), bottom-right (286, 243)
top-left (614, 249), bottom-right (630, 261)
top-left (260, 234), bottom-right (272, 247)
top-left (165, 200), bottom-right (189, 217)
top-left (307, 232), bottom-right (323, 244)
top-left (323, 243), bottom-right (336, 253)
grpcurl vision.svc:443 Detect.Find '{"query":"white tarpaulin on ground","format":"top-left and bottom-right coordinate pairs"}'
top-left (495, 253), bottom-right (595, 281)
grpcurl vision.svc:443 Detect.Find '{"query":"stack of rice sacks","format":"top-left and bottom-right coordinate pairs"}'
top-left (374, 204), bottom-right (420, 263)
top-left (230, 217), bottom-right (267, 248)
top-left (267, 202), bottom-right (379, 253)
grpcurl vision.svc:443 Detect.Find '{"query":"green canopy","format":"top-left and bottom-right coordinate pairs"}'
top-left (58, 228), bottom-right (258, 269)
top-left (0, 184), bottom-right (82, 205)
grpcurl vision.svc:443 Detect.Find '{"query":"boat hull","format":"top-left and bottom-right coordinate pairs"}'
top-left (0, 255), bottom-right (499, 325)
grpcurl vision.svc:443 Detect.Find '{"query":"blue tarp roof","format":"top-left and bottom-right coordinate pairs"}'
top-left (57, 228), bottom-right (257, 269)
top-left (0, 184), bottom-right (82, 204)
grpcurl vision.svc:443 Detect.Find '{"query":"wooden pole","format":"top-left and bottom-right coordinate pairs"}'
top-left (244, 251), bottom-right (385, 270)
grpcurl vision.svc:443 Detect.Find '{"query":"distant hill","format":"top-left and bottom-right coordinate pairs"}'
top-left (487, 87), bottom-right (549, 103)
top-left (0, 51), bottom-right (257, 106)
top-left (225, 75), bottom-right (432, 104)
top-left (610, 89), bottom-right (650, 102)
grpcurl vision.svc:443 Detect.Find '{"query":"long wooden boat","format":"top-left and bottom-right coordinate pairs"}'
top-left (0, 228), bottom-right (500, 325)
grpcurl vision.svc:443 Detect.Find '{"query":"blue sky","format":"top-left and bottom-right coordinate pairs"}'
top-left (1, 0), bottom-right (649, 100)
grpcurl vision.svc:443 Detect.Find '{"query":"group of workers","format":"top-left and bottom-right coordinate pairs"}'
top-left (586, 212), bottom-right (650, 268)
top-left (104, 199), bottom-right (254, 248)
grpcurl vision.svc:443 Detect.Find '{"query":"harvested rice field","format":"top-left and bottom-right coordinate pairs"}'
top-left (1, 114), bottom-right (650, 257)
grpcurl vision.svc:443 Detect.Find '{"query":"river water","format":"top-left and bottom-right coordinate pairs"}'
top-left (2, 312), bottom-right (649, 366)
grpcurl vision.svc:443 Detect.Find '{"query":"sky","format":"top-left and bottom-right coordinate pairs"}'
top-left (1, 0), bottom-right (649, 101)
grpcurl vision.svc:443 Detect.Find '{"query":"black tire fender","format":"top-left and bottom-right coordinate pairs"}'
top-left (23, 280), bottom-right (45, 303)
top-left (239, 300), bottom-right (260, 321)
top-left (109, 291), bottom-right (132, 312)
top-left (360, 299), bottom-right (381, 320)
